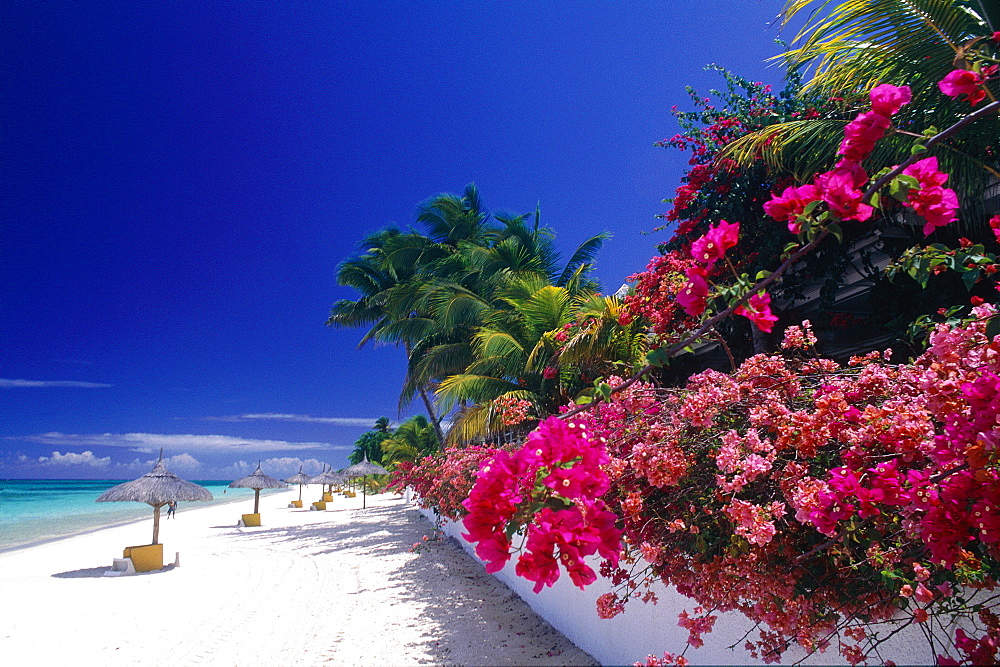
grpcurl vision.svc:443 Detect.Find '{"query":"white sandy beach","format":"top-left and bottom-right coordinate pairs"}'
top-left (0, 488), bottom-right (596, 666)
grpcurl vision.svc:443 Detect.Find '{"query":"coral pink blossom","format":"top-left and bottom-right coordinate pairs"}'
top-left (736, 292), bottom-right (779, 333)
top-left (939, 69), bottom-right (987, 105)
top-left (690, 220), bottom-right (739, 266)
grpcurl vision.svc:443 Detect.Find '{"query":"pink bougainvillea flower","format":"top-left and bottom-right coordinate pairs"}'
top-left (869, 83), bottom-right (912, 117)
top-left (840, 111), bottom-right (890, 161)
top-left (735, 292), bottom-right (779, 333)
top-left (816, 168), bottom-right (874, 222)
top-left (690, 219), bottom-right (739, 266)
top-left (676, 266), bottom-right (709, 318)
top-left (763, 183), bottom-right (820, 232)
top-left (900, 158), bottom-right (959, 235)
top-left (939, 69), bottom-right (987, 105)
top-left (835, 158), bottom-right (869, 188)
top-left (988, 214), bottom-right (1000, 243)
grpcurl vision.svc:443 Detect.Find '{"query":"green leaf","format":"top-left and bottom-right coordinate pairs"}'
top-left (755, 270), bottom-right (772, 281)
top-left (910, 143), bottom-right (928, 155)
top-left (986, 317), bottom-right (1000, 341)
top-left (869, 192), bottom-right (880, 209)
top-left (962, 268), bottom-right (981, 290)
top-left (802, 198), bottom-right (823, 217)
top-left (645, 347), bottom-right (672, 367)
top-left (595, 382), bottom-right (612, 401)
top-left (827, 222), bottom-right (844, 243)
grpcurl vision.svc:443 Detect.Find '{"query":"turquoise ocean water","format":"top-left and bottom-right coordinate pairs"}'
top-left (0, 479), bottom-right (289, 552)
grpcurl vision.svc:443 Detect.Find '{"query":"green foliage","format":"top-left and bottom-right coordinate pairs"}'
top-left (348, 418), bottom-right (395, 465)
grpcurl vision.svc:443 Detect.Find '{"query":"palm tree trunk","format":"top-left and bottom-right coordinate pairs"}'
top-left (418, 384), bottom-right (445, 444)
top-left (152, 503), bottom-right (163, 544)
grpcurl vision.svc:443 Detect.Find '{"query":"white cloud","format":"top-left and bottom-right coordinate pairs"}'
top-left (0, 378), bottom-right (111, 388)
top-left (221, 456), bottom-right (331, 479)
top-left (24, 432), bottom-right (351, 453)
top-left (208, 413), bottom-right (384, 427)
top-left (37, 450), bottom-right (111, 467)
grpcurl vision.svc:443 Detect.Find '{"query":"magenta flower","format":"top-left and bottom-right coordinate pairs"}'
top-left (816, 168), bottom-right (873, 222)
top-left (939, 69), bottom-right (986, 105)
top-left (676, 266), bottom-right (709, 318)
top-left (989, 215), bottom-right (1000, 243)
top-left (689, 219), bottom-right (739, 266)
top-left (735, 292), bottom-right (779, 333)
top-left (901, 158), bottom-right (958, 235)
top-left (839, 111), bottom-right (890, 162)
top-left (868, 83), bottom-right (912, 117)
top-left (763, 184), bottom-right (821, 232)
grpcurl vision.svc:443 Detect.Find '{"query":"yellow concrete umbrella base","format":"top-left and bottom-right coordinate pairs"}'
top-left (123, 544), bottom-right (164, 572)
top-left (288, 500), bottom-right (303, 508)
top-left (240, 513), bottom-right (261, 527)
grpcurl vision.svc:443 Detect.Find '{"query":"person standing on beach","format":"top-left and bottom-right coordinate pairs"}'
top-left (167, 500), bottom-right (177, 518)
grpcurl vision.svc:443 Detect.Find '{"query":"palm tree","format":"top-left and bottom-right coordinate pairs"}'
top-left (330, 184), bottom-right (611, 445)
top-left (380, 415), bottom-right (440, 468)
top-left (722, 0), bottom-right (999, 224)
top-left (327, 229), bottom-right (448, 441)
top-left (435, 276), bottom-right (583, 443)
top-left (554, 293), bottom-right (649, 382)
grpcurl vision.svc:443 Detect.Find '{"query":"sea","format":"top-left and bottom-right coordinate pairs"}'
top-left (0, 479), bottom-right (290, 552)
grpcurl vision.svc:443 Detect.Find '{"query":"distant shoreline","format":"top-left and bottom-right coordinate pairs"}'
top-left (0, 480), bottom-right (291, 553)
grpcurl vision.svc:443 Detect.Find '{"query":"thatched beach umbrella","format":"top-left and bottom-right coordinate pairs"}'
top-left (285, 466), bottom-right (313, 503)
top-left (308, 466), bottom-right (346, 499)
top-left (229, 462), bottom-right (286, 514)
top-left (96, 452), bottom-right (213, 545)
top-left (343, 455), bottom-right (388, 509)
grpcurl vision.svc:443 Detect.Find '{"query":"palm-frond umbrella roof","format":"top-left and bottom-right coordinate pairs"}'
top-left (229, 463), bottom-right (286, 490)
top-left (96, 452), bottom-right (212, 545)
top-left (97, 458), bottom-right (214, 505)
top-left (285, 466), bottom-right (313, 485)
top-left (343, 456), bottom-right (388, 478)
top-left (343, 456), bottom-right (388, 509)
top-left (309, 467), bottom-right (346, 486)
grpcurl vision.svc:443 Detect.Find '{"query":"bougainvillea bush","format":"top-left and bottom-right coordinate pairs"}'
top-left (582, 312), bottom-right (1000, 665)
top-left (388, 445), bottom-right (499, 521)
top-left (399, 46), bottom-right (1000, 665)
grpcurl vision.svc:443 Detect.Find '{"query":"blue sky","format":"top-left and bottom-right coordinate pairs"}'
top-left (2, 1), bottom-right (794, 480)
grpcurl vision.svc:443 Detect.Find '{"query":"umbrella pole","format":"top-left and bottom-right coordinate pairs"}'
top-left (298, 484), bottom-right (303, 502)
top-left (152, 503), bottom-right (163, 545)
top-left (254, 488), bottom-right (261, 514)
top-left (363, 475), bottom-right (367, 509)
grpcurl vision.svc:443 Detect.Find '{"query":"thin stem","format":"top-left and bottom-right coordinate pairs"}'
top-left (865, 99), bottom-right (1000, 200)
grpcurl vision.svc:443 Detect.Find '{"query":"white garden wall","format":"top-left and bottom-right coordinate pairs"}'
top-left (413, 500), bottom-right (942, 666)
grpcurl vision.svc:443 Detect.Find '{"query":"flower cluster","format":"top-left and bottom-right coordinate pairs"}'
top-left (901, 156), bottom-right (960, 235)
top-left (939, 65), bottom-right (997, 106)
top-left (619, 250), bottom-right (699, 338)
top-left (388, 445), bottom-right (499, 521)
top-left (576, 310), bottom-right (1000, 664)
top-left (461, 416), bottom-right (622, 592)
top-left (491, 395), bottom-right (534, 427)
top-left (764, 84), bottom-right (911, 230)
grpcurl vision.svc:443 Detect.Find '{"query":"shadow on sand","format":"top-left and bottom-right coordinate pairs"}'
top-left (52, 563), bottom-right (178, 579)
top-left (227, 502), bottom-right (595, 666)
